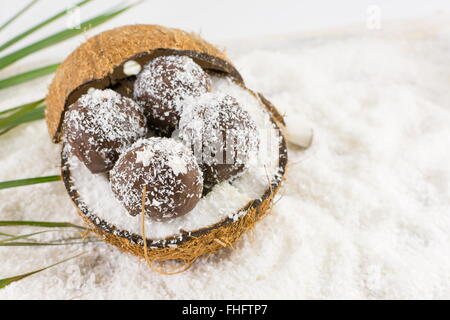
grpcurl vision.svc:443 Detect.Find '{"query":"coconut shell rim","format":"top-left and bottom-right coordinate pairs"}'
top-left (45, 24), bottom-right (244, 143)
top-left (49, 24), bottom-right (288, 260)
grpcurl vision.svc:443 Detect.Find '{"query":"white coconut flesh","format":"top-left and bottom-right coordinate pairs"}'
top-left (64, 76), bottom-right (282, 242)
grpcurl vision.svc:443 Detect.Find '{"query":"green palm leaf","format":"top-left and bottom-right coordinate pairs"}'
top-left (0, 232), bottom-right (15, 237)
top-left (0, 103), bottom-right (45, 136)
top-left (0, 99), bottom-right (43, 126)
top-left (0, 230), bottom-right (53, 243)
top-left (0, 253), bottom-right (85, 289)
top-left (0, 99), bottom-right (43, 116)
top-left (0, 0), bottom-right (91, 52)
top-left (0, 220), bottom-right (85, 229)
top-left (0, 175), bottom-right (61, 190)
top-left (0, 240), bottom-right (98, 246)
top-left (0, 0), bottom-right (39, 33)
top-left (0, 64), bottom-right (59, 90)
top-left (0, 0), bottom-right (145, 292)
top-left (0, 2), bottom-right (139, 71)
top-left (0, 99), bottom-right (45, 136)
top-left (0, 105), bottom-right (23, 116)
top-left (0, 229), bottom-right (81, 243)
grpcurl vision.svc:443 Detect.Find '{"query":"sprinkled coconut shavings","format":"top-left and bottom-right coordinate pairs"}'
top-left (110, 138), bottom-right (202, 221)
top-left (62, 89), bottom-right (147, 170)
top-left (135, 148), bottom-right (154, 166)
top-left (166, 156), bottom-right (189, 176)
top-left (135, 138), bottom-right (189, 175)
top-left (134, 55), bottom-right (211, 123)
top-left (69, 89), bottom-right (145, 143)
top-left (68, 76), bottom-right (280, 239)
top-left (177, 92), bottom-right (260, 188)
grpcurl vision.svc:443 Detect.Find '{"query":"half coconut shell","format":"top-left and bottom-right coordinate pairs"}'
top-left (46, 24), bottom-right (243, 143)
top-left (46, 24), bottom-right (288, 262)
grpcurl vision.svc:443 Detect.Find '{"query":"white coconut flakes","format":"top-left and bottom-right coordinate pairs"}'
top-left (67, 76), bottom-right (281, 240)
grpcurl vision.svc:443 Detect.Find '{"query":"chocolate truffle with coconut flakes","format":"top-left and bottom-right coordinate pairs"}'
top-left (111, 76), bottom-right (136, 99)
top-left (62, 89), bottom-right (147, 174)
top-left (133, 55), bottom-right (212, 135)
top-left (178, 93), bottom-right (259, 191)
top-left (110, 137), bottom-right (203, 221)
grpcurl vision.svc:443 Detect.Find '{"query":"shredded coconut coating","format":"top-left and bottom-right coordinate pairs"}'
top-left (62, 89), bottom-right (147, 173)
top-left (178, 93), bottom-right (259, 190)
top-left (133, 55), bottom-right (212, 134)
top-left (110, 137), bottom-right (203, 221)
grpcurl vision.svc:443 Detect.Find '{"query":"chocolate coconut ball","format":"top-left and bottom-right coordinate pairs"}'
top-left (110, 137), bottom-right (203, 221)
top-left (63, 89), bottom-right (147, 174)
top-left (178, 93), bottom-right (259, 191)
top-left (111, 76), bottom-right (136, 99)
top-left (133, 55), bottom-right (212, 135)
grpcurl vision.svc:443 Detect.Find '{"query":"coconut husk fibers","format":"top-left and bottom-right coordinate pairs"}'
top-left (48, 24), bottom-right (288, 262)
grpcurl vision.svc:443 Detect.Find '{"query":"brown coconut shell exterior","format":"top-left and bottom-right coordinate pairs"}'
top-left (48, 24), bottom-right (288, 262)
top-left (46, 24), bottom-right (243, 143)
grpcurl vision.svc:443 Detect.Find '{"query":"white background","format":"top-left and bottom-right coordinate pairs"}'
top-left (0, 0), bottom-right (449, 42)
top-left (0, 0), bottom-right (449, 83)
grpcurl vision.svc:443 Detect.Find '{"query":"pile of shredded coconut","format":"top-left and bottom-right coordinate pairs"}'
top-left (0, 21), bottom-right (450, 299)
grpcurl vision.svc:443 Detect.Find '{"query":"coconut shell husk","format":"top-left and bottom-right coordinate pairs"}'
top-left (61, 91), bottom-right (287, 261)
top-left (46, 24), bottom-right (243, 143)
top-left (47, 24), bottom-right (288, 262)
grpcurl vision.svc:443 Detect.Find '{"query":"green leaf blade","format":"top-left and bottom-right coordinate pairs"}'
top-left (0, 105), bottom-right (23, 116)
top-left (0, 2), bottom-right (139, 70)
top-left (0, 99), bottom-right (46, 136)
top-left (0, 220), bottom-right (85, 229)
top-left (0, 0), bottom-right (40, 33)
top-left (0, 63), bottom-right (59, 90)
top-left (0, 175), bottom-right (61, 190)
top-left (0, 241), bottom-right (95, 247)
top-left (0, 104), bottom-right (46, 136)
top-left (0, 98), bottom-right (43, 116)
top-left (0, 229), bottom-right (73, 243)
top-left (0, 232), bottom-right (15, 237)
top-left (0, 253), bottom-right (85, 289)
top-left (0, 99), bottom-right (44, 127)
top-left (0, 0), bottom-right (92, 52)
